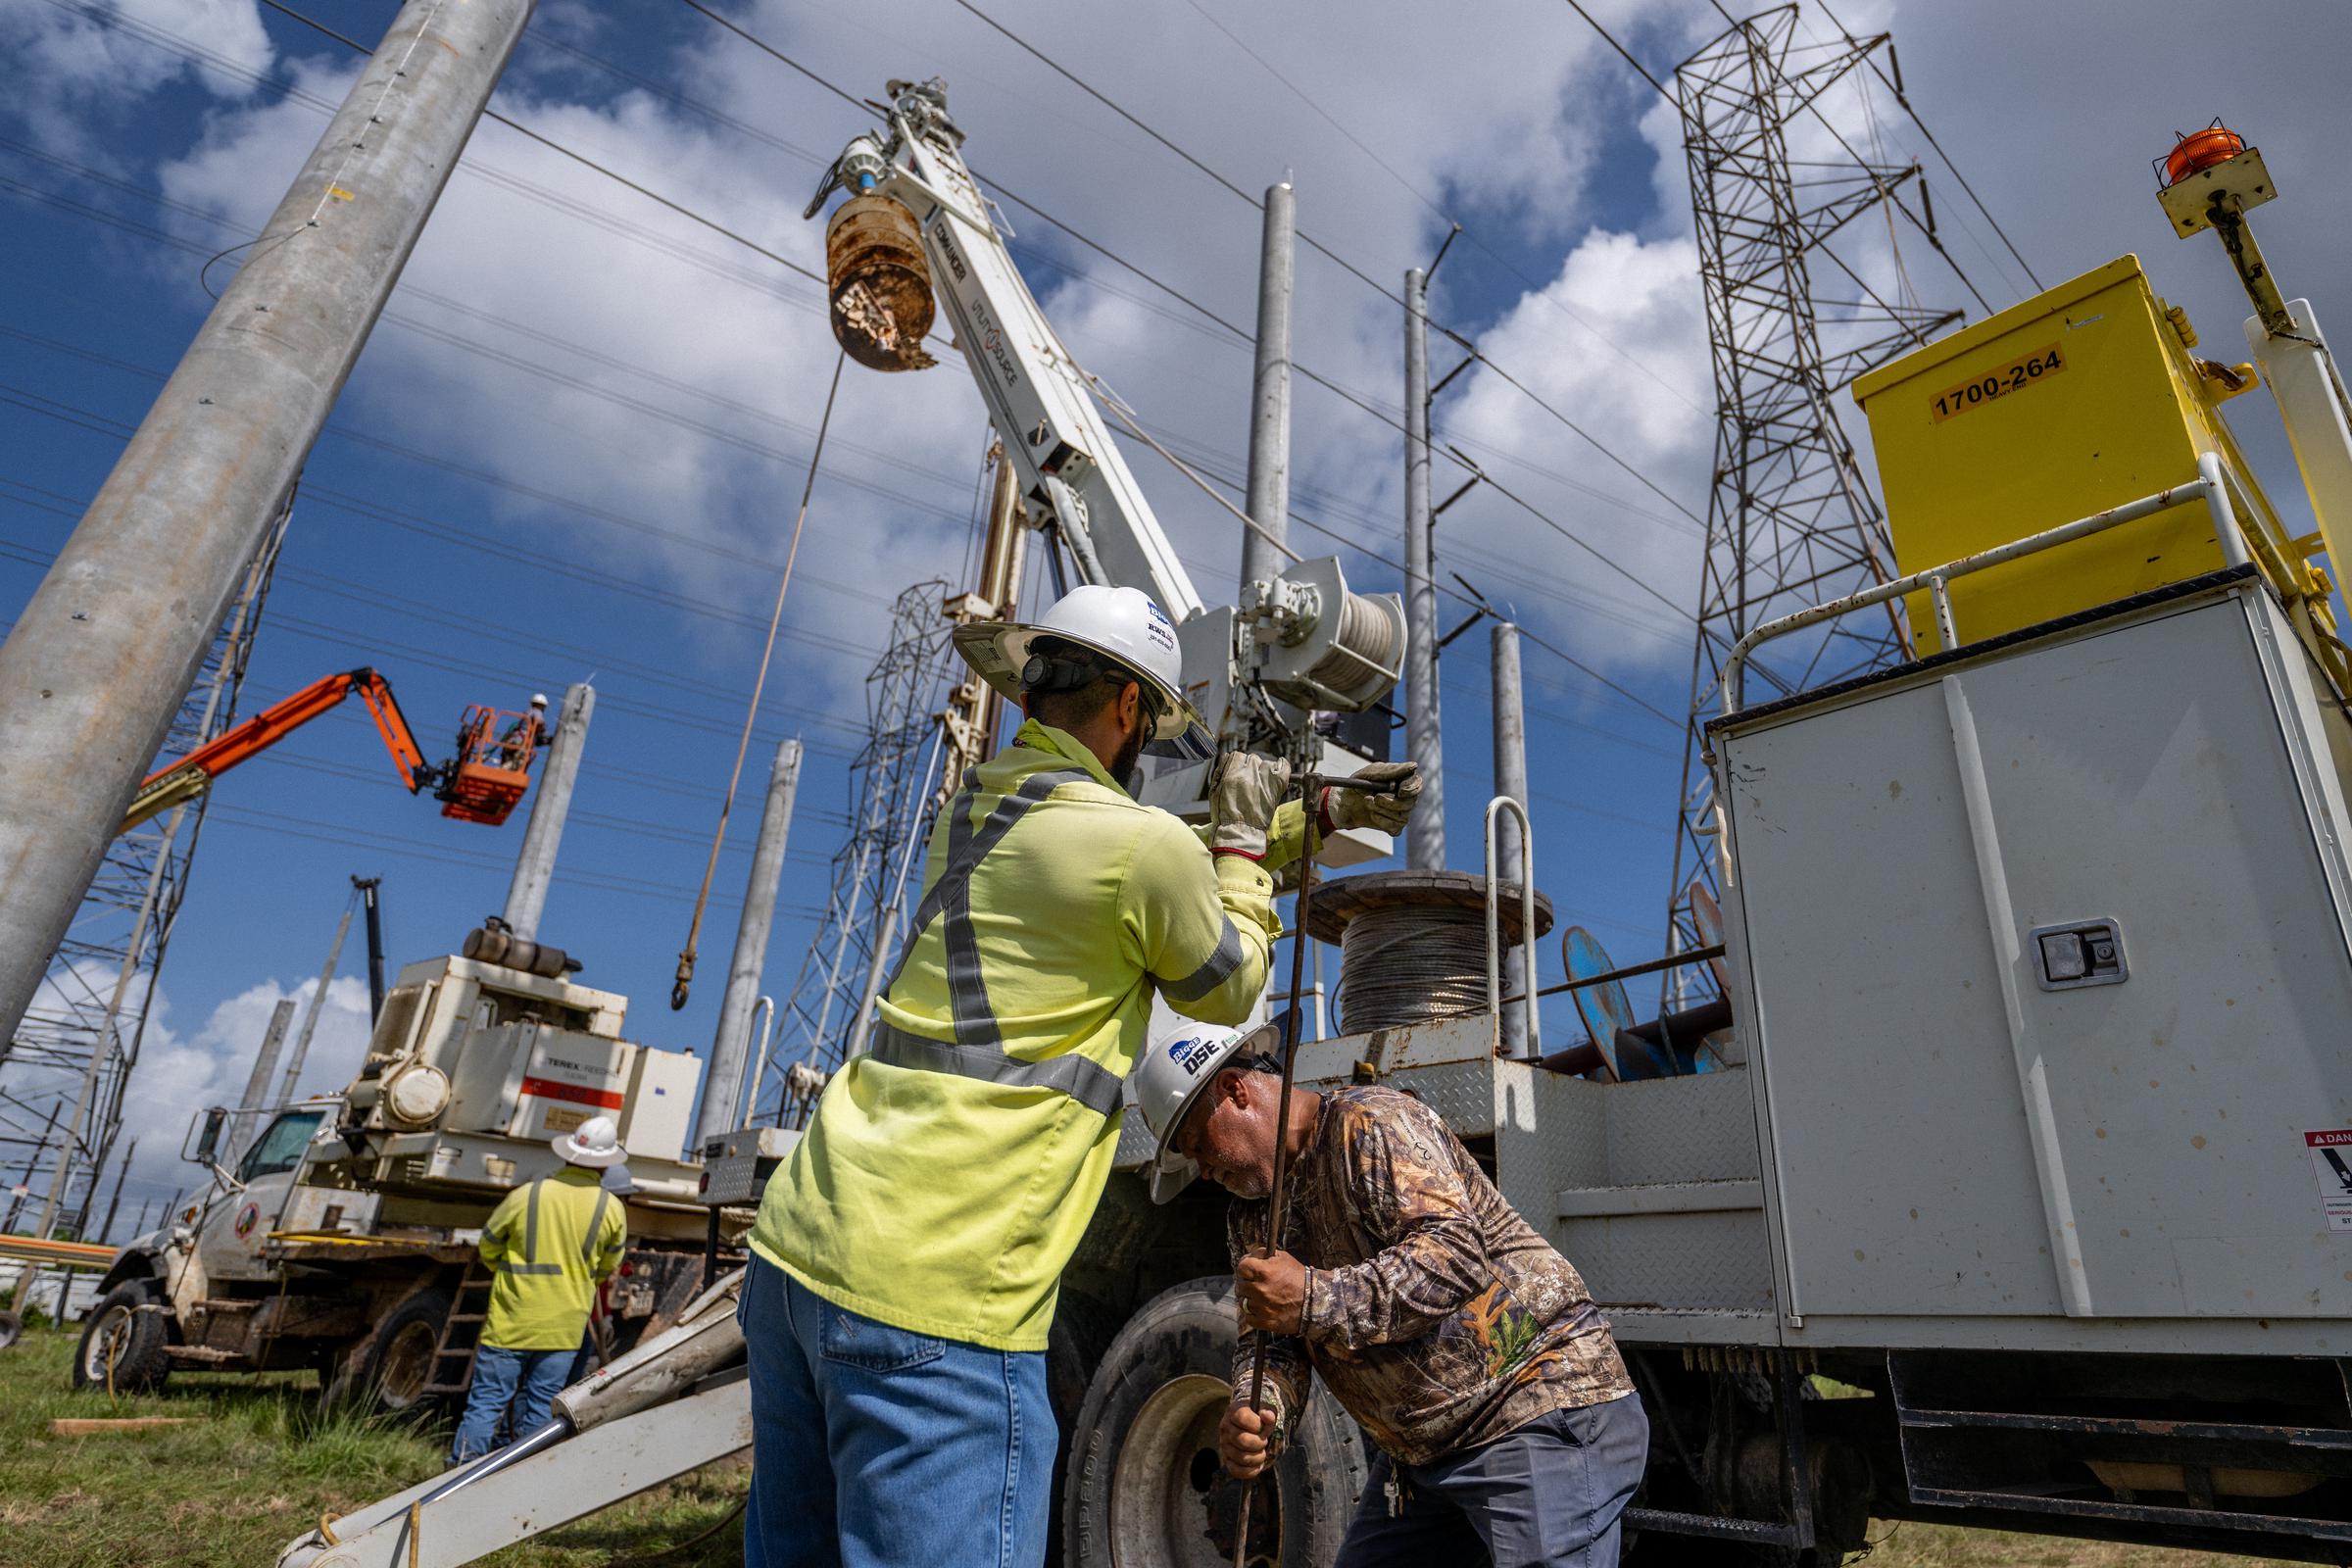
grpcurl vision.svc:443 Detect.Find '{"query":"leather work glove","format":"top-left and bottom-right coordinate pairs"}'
top-left (1210, 752), bottom-right (1293, 860)
top-left (1325, 761), bottom-right (1421, 836)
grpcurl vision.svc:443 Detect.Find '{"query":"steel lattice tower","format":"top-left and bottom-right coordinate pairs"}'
top-left (758, 579), bottom-right (960, 1122)
top-left (0, 499), bottom-right (290, 1236)
top-left (1664, 7), bottom-right (1963, 971)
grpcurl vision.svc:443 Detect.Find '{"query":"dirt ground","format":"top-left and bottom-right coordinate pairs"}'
top-left (0, 1316), bottom-right (2300, 1567)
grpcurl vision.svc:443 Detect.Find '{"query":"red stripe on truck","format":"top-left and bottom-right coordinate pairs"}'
top-left (519, 1076), bottom-right (625, 1110)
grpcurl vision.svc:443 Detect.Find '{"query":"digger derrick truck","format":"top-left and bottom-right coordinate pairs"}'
top-left (280, 118), bottom-right (2352, 1568)
top-left (74, 933), bottom-right (713, 1411)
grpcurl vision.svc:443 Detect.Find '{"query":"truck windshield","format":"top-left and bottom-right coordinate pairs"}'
top-left (238, 1110), bottom-right (324, 1182)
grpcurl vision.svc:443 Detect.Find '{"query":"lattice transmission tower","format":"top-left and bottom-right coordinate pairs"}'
top-left (1665, 6), bottom-right (1964, 968)
top-left (757, 578), bottom-right (961, 1124)
top-left (0, 494), bottom-right (292, 1237)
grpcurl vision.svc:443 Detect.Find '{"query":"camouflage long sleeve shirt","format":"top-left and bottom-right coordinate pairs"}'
top-left (1227, 1085), bottom-right (1634, 1466)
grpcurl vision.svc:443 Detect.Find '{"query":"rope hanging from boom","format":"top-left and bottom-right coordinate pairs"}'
top-left (671, 348), bottom-right (847, 1010)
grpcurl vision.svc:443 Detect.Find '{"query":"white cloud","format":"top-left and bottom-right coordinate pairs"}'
top-left (6, 963), bottom-right (375, 1231)
top-left (0, 0), bottom-right (274, 155)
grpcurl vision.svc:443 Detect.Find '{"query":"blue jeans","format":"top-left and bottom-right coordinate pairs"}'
top-left (447, 1344), bottom-right (572, 1465)
top-left (741, 1255), bottom-right (1054, 1568)
top-left (1337, 1394), bottom-right (1650, 1568)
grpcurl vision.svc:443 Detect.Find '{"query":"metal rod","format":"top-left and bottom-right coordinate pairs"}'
top-left (0, 0), bottom-right (536, 1051)
top-left (1241, 182), bottom-right (1295, 589)
top-left (1403, 269), bottom-right (1445, 870)
top-left (277, 893), bottom-right (356, 1104)
top-left (1234, 772), bottom-right (1322, 1568)
top-left (1484, 797), bottom-right (1540, 1059)
top-left (701, 740), bottom-right (803, 1140)
top-left (1491, 624), bottom-right (1530, 1054)
top-left (503, 683), bottom-right (594, 943)
top-left (1544, 944), bottom-right (1726, 999)
top-left (1724, 471), bottom-right (2235, 713)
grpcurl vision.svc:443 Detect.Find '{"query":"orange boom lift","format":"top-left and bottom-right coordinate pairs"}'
top-left (119, 668), bottom-right (548, 834)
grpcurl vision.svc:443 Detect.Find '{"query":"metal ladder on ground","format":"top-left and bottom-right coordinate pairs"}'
top-left (420, 1260), bottom-right (491, 1397)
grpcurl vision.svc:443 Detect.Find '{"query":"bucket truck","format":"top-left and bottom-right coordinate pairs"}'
top-left (284, 113), bottom-right (2352, 1567)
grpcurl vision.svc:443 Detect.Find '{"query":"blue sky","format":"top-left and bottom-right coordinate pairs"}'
top-left (5, 0), bottom-right (2348, 1216)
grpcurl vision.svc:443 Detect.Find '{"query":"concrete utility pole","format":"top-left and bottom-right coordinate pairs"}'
top-left (1403, 267), bottom-right (1446, 870)
top-left (277, 895), bottom-right (356, 1104)
top-left (503, 683), bottom-right (594, 943)
top-left (1491, 621), bottom-right (1530, 1054)
top-left (1241, 182), bottom-right (1296, 588)
top-left (0, 0), bottom-right (536, 1053)
top-left (94, 1140), bottom-right (134, 1245)
top-left (228, 999), bottom-right (298, 1167)
top-left (699, 739), bottom-right (803, 1139)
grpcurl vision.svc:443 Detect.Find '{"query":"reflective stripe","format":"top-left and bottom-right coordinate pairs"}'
top-left (888, 767), bottom-right (1090, 1046)
top-left (582, 1191), bottom-right (612, 1263)
top-left (866, 1022), bottom-right (1124, 1118)
top-left (506, 1179), bottom-right (564, 1274)
top-left (1160, 916), bottom-right (1245, 1003)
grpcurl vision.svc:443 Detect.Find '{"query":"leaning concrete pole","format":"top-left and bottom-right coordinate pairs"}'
top-left (502, 684), bottom-right (594, 943)
top-left (699, 739), bottom-right (803, 1138)
top-left (1402, 267), bottom-right (1446, 869)
top-left (227, 999), bottom-right (298, 1168)
top-left (276, 896), bottom-right (356, 1104)
top-left (0, 0), bottom-right (536, 1049)
top-left (1491, 621), bottom-right (1530, 1054)
top-left (1240, 182), bottom-right (1296, 588)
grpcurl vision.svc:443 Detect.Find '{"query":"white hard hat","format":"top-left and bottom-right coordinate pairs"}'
top-left (1136, 1022), bottom-right (1265, 1204)
top-left (951, 585), bottom-right (1209, 759)
top-left (553, 1114), bottom-right (626, 1168)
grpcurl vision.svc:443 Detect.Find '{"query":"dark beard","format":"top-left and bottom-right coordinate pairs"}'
top-left (1109, 716), bottom-right (1148, 790)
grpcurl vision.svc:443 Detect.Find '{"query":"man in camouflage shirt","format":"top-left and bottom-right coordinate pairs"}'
top-left (1159, 1046), bottom-right (1647, 1566)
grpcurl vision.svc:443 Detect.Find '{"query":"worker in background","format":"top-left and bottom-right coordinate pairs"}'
top-left (448, 1115), bottom-right (629, 1466)
top-left (1143, 1027), bottom-right (1647, 1568)
top-left (741, 583), bottom-right (1419, 1568)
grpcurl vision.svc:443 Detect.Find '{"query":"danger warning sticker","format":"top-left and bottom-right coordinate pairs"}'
top-left (2306, 1131), bottom-right (2352, 1232)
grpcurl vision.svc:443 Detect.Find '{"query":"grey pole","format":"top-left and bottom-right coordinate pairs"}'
top-left (228, 999), bottom-right (298, 1167)
top-left (502, 684), bottom-right (593, 943)
top-left (699, 739), bottom-right (803, 1139)
top-left (1241, 182), bottom-right (1296, 589)
top-left (1491, 622), bottom-right (1530, 1054)
top-left (1403, 267), bottom-right (1446, 869)
top-left (276, 896), bottom-right (356, 1104)
top-left (0, 0), bottom-right (535, 1051)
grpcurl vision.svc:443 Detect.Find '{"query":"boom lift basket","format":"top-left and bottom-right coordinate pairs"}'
top-left (438, 705), bottom-right (544, 825)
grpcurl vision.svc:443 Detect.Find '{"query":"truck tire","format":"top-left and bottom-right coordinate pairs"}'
top-left (330, 1287), bottom-right (451, 1416)
top-left (0, 1309), bottom-right (20, 1350)
top-left (1063, 1276), bottom-right (1367, 1568)
top-left (73, 1283), bottom-right (172, 1394)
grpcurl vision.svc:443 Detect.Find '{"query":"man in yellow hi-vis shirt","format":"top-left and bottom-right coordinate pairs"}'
top-left (448, 1115), bottom-right (629, 1464)
top-left (741, 584), bottom-right (1418, 1568)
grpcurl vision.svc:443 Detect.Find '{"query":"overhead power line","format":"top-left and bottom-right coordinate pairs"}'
top-left (20, 0), bottom-right (1698, 737)
top-left (667, 0), bottom-right (1706, 535)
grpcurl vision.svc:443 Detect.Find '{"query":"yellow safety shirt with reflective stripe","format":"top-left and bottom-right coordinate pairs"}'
top-left (477, 1165), bottom-right (627, 1350)
top-left (752, 719), bottom-right (1303, 1352)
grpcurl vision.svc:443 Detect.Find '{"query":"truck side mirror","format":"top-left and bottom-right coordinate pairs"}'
top-left (187, 1106), bottom-right (227, 1167)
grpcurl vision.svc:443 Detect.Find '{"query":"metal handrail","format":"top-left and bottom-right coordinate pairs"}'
top-left (1724, 452), bottom-right (2247, 715)
top-left (1483, 796), bottom-right (1540, 1058)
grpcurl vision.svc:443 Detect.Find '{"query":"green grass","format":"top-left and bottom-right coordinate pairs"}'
top-left (1858, 1519), bottom-right (2289, 1566)
top-left (0, 1329), bottom-right (744, 1567)
top-left (0, 1323), bottom-right (2302, 1567)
